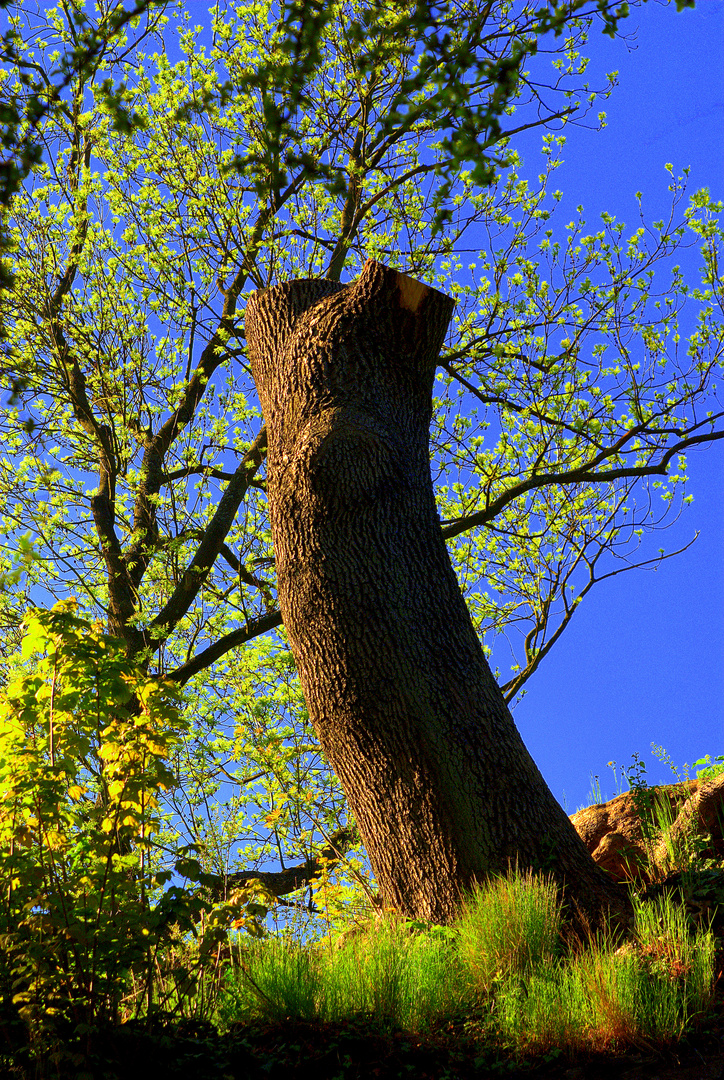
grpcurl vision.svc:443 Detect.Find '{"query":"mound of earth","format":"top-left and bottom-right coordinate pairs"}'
top-left (570, 774), bottom-right (724, 884)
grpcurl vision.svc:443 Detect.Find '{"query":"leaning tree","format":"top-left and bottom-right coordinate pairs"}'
top-left (1, 0), bottom-right (721, 925)
top-left (247, 258), bottom-right (635, 924)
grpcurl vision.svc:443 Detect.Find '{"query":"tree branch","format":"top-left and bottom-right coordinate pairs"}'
top-left (166, 607), bottom-right (283, 686)
top-left (205, 827), bottom-right (357, 900)
top-left (161, 464), bottom-right (238, 484)
top-left (146, 427), bottom-right (268, 645)
top-left (442, 430), bottom-right (724, 541)
top-left (500, 533), bottom-right (700, 703)
top-left (121, 172), bottom-right (309, 599)
top-left (218, 541), bottom-right (275, 610)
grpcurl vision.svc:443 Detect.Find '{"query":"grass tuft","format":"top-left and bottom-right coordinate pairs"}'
top-left (456, 868), bottom-right (561, 993)
top-left (217, 867), bottom-right (717, 1063)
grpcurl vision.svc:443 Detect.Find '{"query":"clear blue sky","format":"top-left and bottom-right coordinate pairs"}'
top-left (506, 0), bottom-right (724, 812)
top-left (162, 0), bottom-right (723, 816)
top-left (17, 1), bottom-right (719, 825)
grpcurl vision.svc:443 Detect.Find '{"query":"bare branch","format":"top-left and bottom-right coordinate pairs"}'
top-left (500, 533), bottom-right (700, 703)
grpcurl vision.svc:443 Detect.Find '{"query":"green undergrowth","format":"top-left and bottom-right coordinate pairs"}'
top-left (217, 869), bottom-right (717, 1060)
top-left (0, 609), bottom-right (720, 1075)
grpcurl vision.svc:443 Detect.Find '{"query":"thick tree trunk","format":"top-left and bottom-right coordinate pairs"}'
top-left (246, 259), bottom-right (629, 928)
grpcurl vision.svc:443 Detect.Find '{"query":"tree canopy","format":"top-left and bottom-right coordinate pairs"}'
top-left (0, 0), bottom-right (721, 929)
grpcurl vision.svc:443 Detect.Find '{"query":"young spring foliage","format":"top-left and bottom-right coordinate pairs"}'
top-left (0, 0), bottom-right (721, 930)
top-left (0, 604), bottom-right (190, 1025)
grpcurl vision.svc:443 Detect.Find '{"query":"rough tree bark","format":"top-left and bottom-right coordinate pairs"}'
top-left (246, 258), bottom-right (630, 927)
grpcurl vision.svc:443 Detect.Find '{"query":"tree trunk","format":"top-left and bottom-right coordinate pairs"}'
top-left (246, 258), bottom-right (629, 928)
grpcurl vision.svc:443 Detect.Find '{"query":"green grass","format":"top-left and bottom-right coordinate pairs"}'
top-left (456, 868), bottom-right (562, 991)
top-left (484, 892), bottom-right (715, 1056)
top-left (216, 868), bottom-right (717, 1060)
top-left (217, 918), bottom-right (467, 1032)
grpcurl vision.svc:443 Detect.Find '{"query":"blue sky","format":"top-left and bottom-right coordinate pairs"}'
top-left (9, 0), bottom-right (720, 830)
top-left (507, 0), bottom-right (724, 811)
top-left (159, 0), bottom-right (723, 816)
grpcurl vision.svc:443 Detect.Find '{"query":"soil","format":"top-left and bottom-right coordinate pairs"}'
top-left (6, 1008), bottom-right (720, 1080)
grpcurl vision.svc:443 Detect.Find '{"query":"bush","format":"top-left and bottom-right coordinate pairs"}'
top-left (0, 604), bottom-right (199, 1061)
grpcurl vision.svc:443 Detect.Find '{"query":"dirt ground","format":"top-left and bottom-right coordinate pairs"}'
top-left (4, 977), bottom-right (723, 1079)
top-left (64, 1009), bottom-right (722, 1080)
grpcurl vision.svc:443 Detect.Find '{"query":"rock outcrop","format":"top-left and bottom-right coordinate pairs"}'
top-left (570, 774), bottom-right (724, 883)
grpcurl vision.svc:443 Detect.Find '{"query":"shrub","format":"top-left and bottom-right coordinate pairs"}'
top-left (0, 604), bottom-right (198, 1060)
